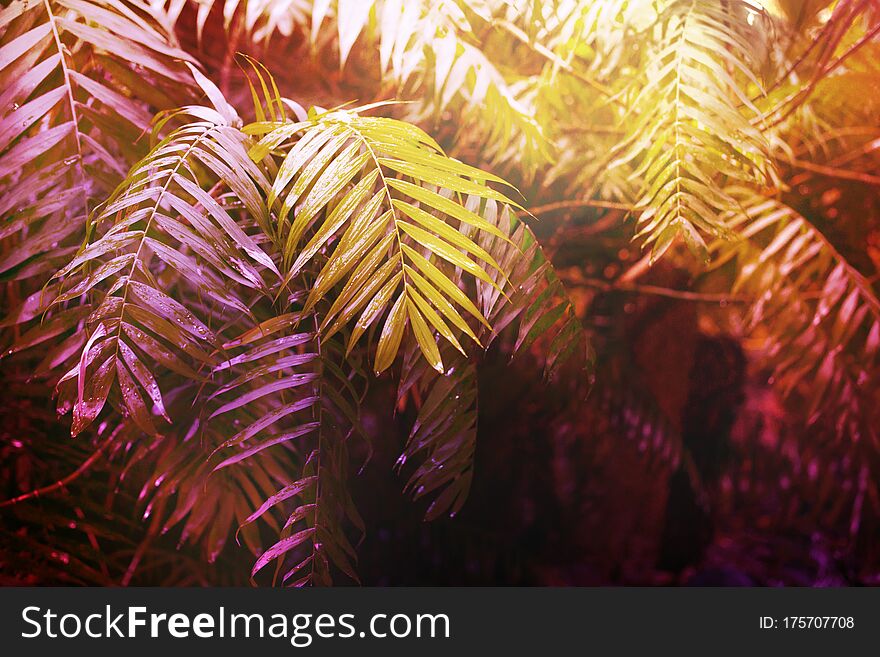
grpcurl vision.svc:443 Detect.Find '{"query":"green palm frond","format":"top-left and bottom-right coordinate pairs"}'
top-left (159, 0), bottom-right (311, 45)
top-left (129, 413), bottom-right (292, 564)
top-left (396, 342), bottom-right (477, 520)
top-left (612, 0), bottom-right (771, 261)
top-left (476, 202), bottom-right (592, 380)
top-left (248, 106), bottom-right (523, 375)
top-left (27, 53), bottom-right (588, 584)
top-left (386, 209), bottom-right (592, 524)
top-left (224, 0), bottom-right (549, 168)
top-left (208, 320), bottom-right (318, 471)
top-left (250, 426), bottom-right (362, 586)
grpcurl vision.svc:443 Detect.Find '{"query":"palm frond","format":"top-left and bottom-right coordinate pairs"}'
top-left (248, 106), bottom-right (522, 375)
top-left (612, 0), bottom-right (771, 261)
top-left (396, 343), bottom-right (477, 520)
top-left (0, 0), bottom-right (196, 289)
top-left (311, 0), bottom-right (550, 168)
top-left (208, 311), bottom-right (367, 585)
top-left (389, 202), bottom-right (593, 521)
top-left (48, 79), bottom-right (278, 436)
top-left (157, 0), bottom-right (311, 45)
top-left (714, 191), bottom-right (880, 438)
top-left (475, 201), bottom-right (592, 380)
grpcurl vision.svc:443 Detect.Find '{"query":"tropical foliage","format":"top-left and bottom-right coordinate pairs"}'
top-left (2, 0), bottom-right (879, 584)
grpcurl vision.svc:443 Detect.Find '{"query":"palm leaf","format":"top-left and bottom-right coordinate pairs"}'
top-left (48, 80), bottom-right (278, 436)
top-left (475, 200), bottom-right (593, 380)
top-left (210, 312), bottom-right (367, 585)
top-left (611, 0), bottom-right (771, 261)
top-left (396, 342), bottom-right (477, 520)
top-left (713, 191), bottom-right (880, 436)
top-left (247, 106), bottom-right (522, 375)
top-left (0, 0), bottom-right (196, 288)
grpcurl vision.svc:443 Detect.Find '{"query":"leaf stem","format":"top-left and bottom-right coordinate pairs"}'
top-left (0, 436), bottom-right (114, 508)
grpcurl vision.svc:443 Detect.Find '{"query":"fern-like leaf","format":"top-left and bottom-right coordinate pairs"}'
top-left (714, 191), bottom-right (880, 436)
top-left (396, 342), bottom-right (477, 521)
top-left (248, 106), bottom-right (521, 375)
top-left (0, 0), bottom-right (195, 286)
top-left (612, 0), bottom-right (770, 261)
top-left (50, 84), bottom-right (278, 436)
